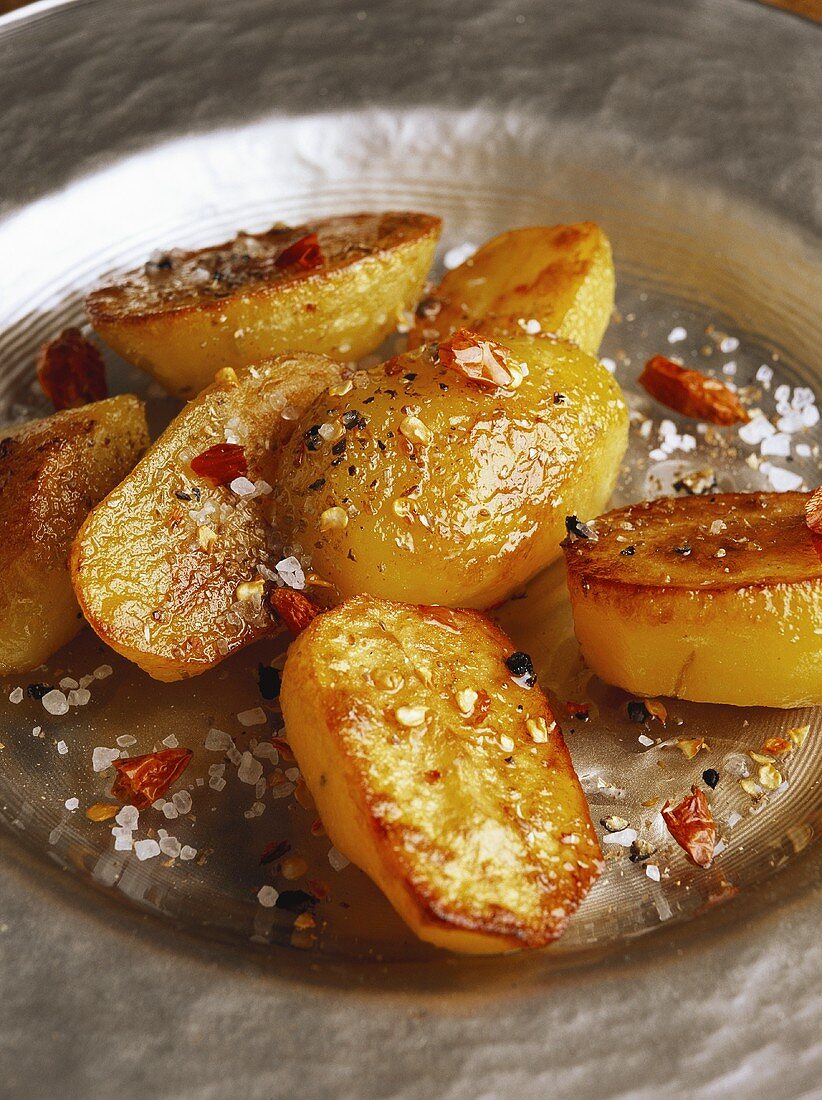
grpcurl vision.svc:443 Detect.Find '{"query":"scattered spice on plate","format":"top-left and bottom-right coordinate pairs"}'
top-left (270, 587), bottom-right (319, 636)
top-left (639, 354), bottom-right (750, 425)
top-left (190, 442), bottom-right (248, 486)
top-left (504, 650), bottom-right (536, 688)
top-left (111, 747), bottom-right (193, 810)
top-left (702, 768), bottom-right (720, 789)
top-left (36, 327), bottom-right (108, 410)
top-left (662, 786), bottom-right (716, 867)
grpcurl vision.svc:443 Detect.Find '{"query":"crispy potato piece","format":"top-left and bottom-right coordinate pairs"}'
top-left (271, 331), bottom-right (628, 608)
top-left (563, 492), bottom-right (822, 707)
top-left (281, 595), bottom-right (602, 953)
top-left (0, 396), bottom-right (148, 674)
top-left (87, 212), bottom-right (442, 398)
top-left (70, 354), bottom-right (342, 681)
top-left (410, 223), bottom-right (614, 356)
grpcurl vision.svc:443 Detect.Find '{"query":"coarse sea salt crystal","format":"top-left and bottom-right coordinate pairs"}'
top-left (638, 734), bottom-right (654, 747)
top-left (114, 833), bottom-right (134, 852)
top-left (760, 433), bottom-right (791, 458)
top-left (93, 664), bottom-right (113, 680)
top-left (738, 415), bottom-right (776, 446)
top-left (180, 845), bottom-right (197, 861)
top-left (244, 801), bottom-right (266, 819)
top-left (67, 688), bottom-right (91, 707)
top-left (162, 802), bottom-right (179, 819)
top-left (116, 735), bottom-right (137, 748)
top-left (756, 364), bottom-right (774, 386)
top-left (727, 811), bottom-right (743, 828)
top-left (603, 827), bottom-right (638, 847)
top-left (8, 687), bottom-right (23, 704)
top-left (519, 318), bottom-right (542, 335)
top-left (92, 746), bottom-right (121, 772)
top-left (56, 741), bottom-right (68, 755)
top-left (162, 734), bottom-right (179, 748)
top-left (209, 775), bottom-right (227, 791)
top-left (172, 790), bottom-right (192, 814)
top-left (134, 839), bottom-right (161, 861)
top-left (59, 677), bottom-right (78, 691)
top-left (443, 242), bottom-right (477, 269)
top-left (229, 476), bottom-right (257, 497)
top-left (600, 357), bottom-right (616, 374)
top-left (645, 864), bottom-right (661, 882)
top-left (42, 689), bottom-right (69, 716)
top-left (237, 752), bottom-right (263, 785)
top-left (257, 885), bottom-right (279, 907)
top-left (270, 781), bottom-right (295, 799)
top-left (115, 805), bottom-right (139, 829)
top-left (719, 336), bottom-right (739, 353)
top-left (159, 836), bottom-right (182, 858)
top-left (763, 464), bottom-right (803, 492)
top-left (204, 727), bottom-right (232, 751)
top-left (237, 707), bottom-right (267, 727)
top-left (667, 326), bottom-right (687, 344)
top-left (253, 742), bottom-right (278, 761)
top-left (275, 555), bottom-right (306, 590)
top-left (64, 797), bottom-right (79, 811)
top-left (328, 847), bottom-right (350, 871)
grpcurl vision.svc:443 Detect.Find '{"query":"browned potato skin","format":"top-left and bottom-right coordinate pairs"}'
top-left (281, 595), bottom-right (602, 953)
top-left (563, 492), bottom-right (822, 707)
top-left (87, 212), bottom-right (442, 399)
top-left (0, 396), bottom-right (149, 674)
top-left (410, 223), bottom-right (615, 356)
top-left (271, 333), bottom-right (628, 609)
top-left (70, 354), bottom-right (342, 681)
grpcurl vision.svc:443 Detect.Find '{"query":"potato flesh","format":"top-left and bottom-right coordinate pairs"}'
top-left (563, 492), bottom-right (822, 707)
top-left (70, 354), bottom-right (342, 681)
top-left (271, 333), bottom-right (628, 608)
top-left (410, 223), bottom-right (615, 357)
top-left (0, 396), bottom-right (149, 674)
top-left (281, 595), bottom-right (602, 953)
top-left (86, 212), bottom-right (441, 398)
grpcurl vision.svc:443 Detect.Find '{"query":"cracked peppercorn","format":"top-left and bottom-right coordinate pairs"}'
top-left (702, 768), bottom-right (720, 789)
top-left (505, 651), bottom-right (537, 688)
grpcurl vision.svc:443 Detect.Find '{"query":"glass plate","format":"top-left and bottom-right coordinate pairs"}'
top-left (0, 0), bottom-right (819, 981)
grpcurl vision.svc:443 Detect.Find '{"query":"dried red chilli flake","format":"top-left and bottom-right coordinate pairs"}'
top-left (36, 328), bottom-right (108, 410)
top-left (565, 701), bottom-right (590, 721)
top-left (111, 748), bottom-right (193, 810)
top-left (260, 839), bottom-right (291, 866)
top-left (190, 442), bottom-right (248, 486)
top-left (437, 328), bottom-right (514, 390)
top-left (274, 232), bottom-right (325, 272)
top-left (661, 785), bottom-right (716, 868)
top-left (639, 355), bottom-right (750, 426)
top-left (306, 878), bottom-right (331, 900)
top-left (270, 587), bottom-right (319, 637)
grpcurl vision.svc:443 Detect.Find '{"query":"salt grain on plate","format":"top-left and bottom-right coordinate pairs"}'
top-left (114, 833), bottom-right (134, 852)
top-left (275, 556), bottom-right (306, 590)
top-left (270, 781), bottom-right (295, 799)
top-left (600, 357), bottom-right (616, 374)
top-left (237, 752), bottom-right (263, 785)
top-left (443, 242), bottom-right (477, 269)
top-left (64, 797), bottom-right (79, 811)
top-left (116, 735), bottom-right (137, 748)
top-left (645, 864), bottom-right (661, 882)
top-left (667, 326), bottom-right (687, 344)
top-left (162, 802), bottom-right (179, 819)
top-left (67, 688), bottom-right (91, 707)
top-left (209, 775), bottom-right (227, 791)
top-left (721, 360), bottom-right (737, 376)
top-left (229, 476), bottom-right (257, 497)
top-left (93, 664), bottom-right (113, 680)
top-left (244, 802), bottom-right (266, 819)
top-left (237, 707), bottom-right (267, 727)
top-left (134, 839), bottom-right (161, 861)
top-left (637, 734), bottom-right (654, 747)
top-left (257, 885), bottom-right (279, 907)
top-left (179, 845), bottom-right (197, 862)
top-left (756, 364), bottom-right (774, 386)
top-left (204, 727), bottom-right (233, 751)
top-left (253, 742), bottom-right (278, 761)
top-left (285, 766), bottom-right (300, 782)
top-left (115, 805), bottom-right (139, 829)
top-left (328, 846), bottom-right (350, 871)
top-left (602, 828), bottom-right (638, 847)
top-left (738, 415), bottom-right (775, 446)
top-left (159, 836), bottom-right (182, 858)
top-left (760, 433), bottom-right (791, 457)
top-left (172, 790), bottom-right (192, 814)
top-left (727, 811), bottom-right (743, 828)
top-left (795, 443), bottom-right (812, 458)
top-left (719, 336), bottom-right (739, 353)
top-left (92, 746), bottom-right (121, 772)
top-left (8, 687), bottom-right (23, 704)
top-left (56, 740), bottom-right (68, 755)
top-left (42, 689), bottom-right (69, 716)
top-left (162, 734), bottom-right (179, 748)
top-left (762, 463), bottom-right (803, 492)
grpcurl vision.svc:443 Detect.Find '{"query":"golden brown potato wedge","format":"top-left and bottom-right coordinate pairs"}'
top-left (563, 492), bottom-right (822, 707)
top-left (281, 595), bottom-right (602, 953)
top-left (87, 212), bottom-right (442, 398)
top-left (410, 222), bottom-right (614, 356)
top-left (271, 330), bottom-right (628, 609)
top-left (0, 396), bottom-right (149, 675)
top-left (70, 354), bottom-right (343, 681)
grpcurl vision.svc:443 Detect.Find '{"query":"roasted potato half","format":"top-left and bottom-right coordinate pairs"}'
top-left (563, 492), bottom-right (822, 708)
top-left (410, 222), bottom-right (614, 356)
top-left (281, 595), bottom-right (602, 953)
top-left (271, 330), bottom-right (628, 608)
top-left (0, 396), bottom-right (149, 675)
top-left (70, 354), bottom-right (343, 681)
top-left (86, 212), bottom-right (442, 398)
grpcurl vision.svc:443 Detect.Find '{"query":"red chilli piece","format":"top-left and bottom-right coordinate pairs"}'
top-left (437, 328), bottom-right (514, 390)
top-left (190, 442), bottom-right (248, 486)
top-left (274, 232), bottom-right (325, 272)
top-left (111, 748), bottom-right (193, 810)
top-left (639, 355), bottom-right (750, 426)
top-left (36, 327), bottom-right (108, 410)
top-left (270, 587), bottom-right (320, 637)
top-left (662, 785), bottom-right (716, 868)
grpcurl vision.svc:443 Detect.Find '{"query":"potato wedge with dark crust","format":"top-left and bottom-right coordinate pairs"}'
top-left (0, 396), bottom-right (149, 675)
top-left (410, 223), bottom-right (614, 356)
top-left (70, 354), bottom-right (343, 681)
top-left (281, 595), bottom-right (602, 954)
top-left (86, 212), bottom-right (442, 398)
top-left (563, 492), bottom-right (822, 708)
top-left (271, 330), bottom-right (628, 609)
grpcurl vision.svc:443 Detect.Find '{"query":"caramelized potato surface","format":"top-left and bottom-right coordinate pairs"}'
top-left (87, 212), bottom-right (441, 398)
top-left (410, 223), bottom-right (614, 356)
top-left (71, 354), bottom-right (342, 681)
top-left (271, 332), bottom-right (628, 608)
top-left (281, 595), bottom-right (602, 953)
top-left (563, 492), bottom-right (822, 707)
top-left (0, 396), bottom-right (149, 674)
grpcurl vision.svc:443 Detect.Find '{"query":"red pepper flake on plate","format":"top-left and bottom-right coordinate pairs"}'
top-left (111, 747), bottom-right (193, 810)
top-left (36, 327), bottom-right (108, 410)
top-left (274, 232), bottom-right (325, 272)
top-left (639, 354), bottom-right (750, 426)
top-left (270, 587), bottom-right (319, 637)
top-left (662, 785), bottom-right (716, 868)
top-left (437, 328), bottom-right (515, 390)
top-left (190, 442), bottom-right (248, 486)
